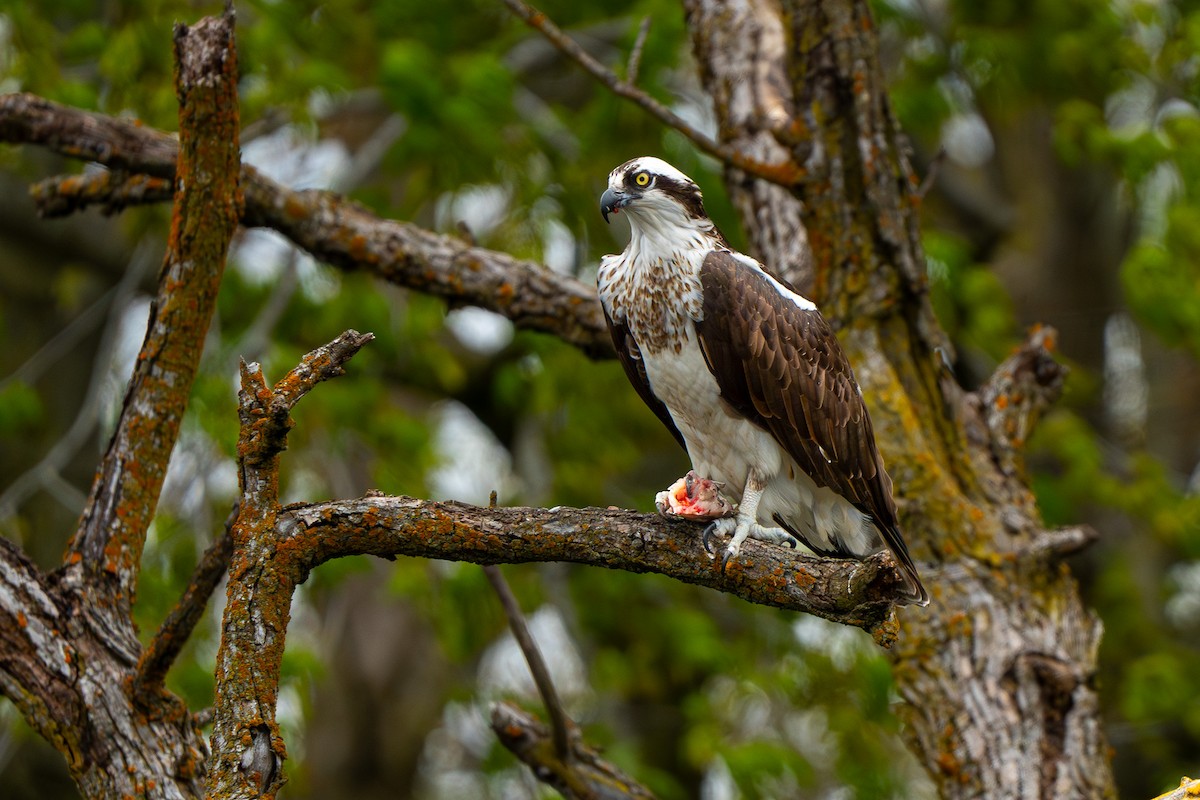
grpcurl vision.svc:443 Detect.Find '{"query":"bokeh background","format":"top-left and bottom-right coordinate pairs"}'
top-left (1, 0), bottom-right (1198, 797)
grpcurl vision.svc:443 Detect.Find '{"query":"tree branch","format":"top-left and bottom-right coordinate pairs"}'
top-left (975, 325), bottom-right (1067, 477)
top-left (64, 15), bottom-right (241, 605)
top-left (484, 562), bottom-right (660, 796)
top-left (238, 168), bottom-right (614, 358)
top-left (31, 171), bottom-right (173, 218)
top-left (275, 496), bottom-right (906, 644)
top-left (0, 94), bottom-right (178, 178)
top-left (133, 503), bottom-right (238, 705)
top-left (491, 701), bottom-right (657, 800)
top-left (498, 0), bottom-right (801, 186)
top-left (625, 16), bottom-right (652, 86)
top-left (0, 92), bottom-right (615, 358)
top-left (206, 330), bottom-right (374, 799)
top-left (482, 564), bottom-right (572, 759)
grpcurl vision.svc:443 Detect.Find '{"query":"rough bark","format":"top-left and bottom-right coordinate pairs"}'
top-left (685, 0), bottom-right (1114, 797)
top-left (683, 0), bottom-right (815, 292)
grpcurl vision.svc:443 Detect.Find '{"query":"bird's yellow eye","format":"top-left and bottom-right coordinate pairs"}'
top-left (634, 172), bottom-right (651, 187)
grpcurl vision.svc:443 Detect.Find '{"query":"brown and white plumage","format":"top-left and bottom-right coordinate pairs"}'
top-left (598, 156), bottom-right (928, 606)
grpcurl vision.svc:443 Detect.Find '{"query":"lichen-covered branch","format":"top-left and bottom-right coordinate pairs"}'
top-left (275, 496), bottom-right (906, 643)
top-left (491, 701), bottom-right (657, 800)
top-left (65, 15), bottom-right (241, 605)
top-left (31, 171), bottom-right (174, 218)
top-left (203, 328), bottom-right (911, 793)
top-left (238, 168), bottom-right (612, 357)
top-left (0, 92), bottom-right (614, 358)
top-left (974, 325), bottom-right (1067, 477)
top-left (0, 94), bottom-right (179, 178)
top-left (206, 330), bottom-right (374, 799)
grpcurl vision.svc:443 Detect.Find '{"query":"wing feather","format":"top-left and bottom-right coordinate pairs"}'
top-left (696, 251), bottom-right (927, 604)
top-left (602, 306), bottom-right (687, 452)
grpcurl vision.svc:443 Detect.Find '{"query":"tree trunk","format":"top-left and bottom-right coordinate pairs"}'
top-left (684, 0), bottom-right (1115, 797)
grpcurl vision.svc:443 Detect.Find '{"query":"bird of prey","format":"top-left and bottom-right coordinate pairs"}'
top-left (598, 156), bottom-right (928, 606)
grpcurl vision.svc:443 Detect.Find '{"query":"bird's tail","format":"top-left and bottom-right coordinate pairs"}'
top-left (880, 524), bottom-right (929, 607)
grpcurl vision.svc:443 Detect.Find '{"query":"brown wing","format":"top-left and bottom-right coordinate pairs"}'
top-left (603, 306), bottom-right (686, 451)
top-left (695, 251), bottom-right (927, 604)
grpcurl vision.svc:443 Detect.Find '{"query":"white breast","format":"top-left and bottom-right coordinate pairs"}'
top-left (639, 327), bottom-right (783, 499)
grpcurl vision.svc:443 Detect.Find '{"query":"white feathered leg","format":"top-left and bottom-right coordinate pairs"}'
top-left (703, 471), bottom-right (799, 568)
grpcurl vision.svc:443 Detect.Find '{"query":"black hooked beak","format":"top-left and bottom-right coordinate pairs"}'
top-left (600, 187), bottom-right (630, 223)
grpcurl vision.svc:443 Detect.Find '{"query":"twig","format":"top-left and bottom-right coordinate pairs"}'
top-left (133, 502), bottom-right (238, 704)
top-left (917, 145), bottom-right (946, 199)
top-left (31, 171), bottom-right (174, 218)
top-left (491, 701), bottom-right (657, 799)
top-left (483, 564), bottom-right (573, 760)
top-left (498, 0), bottom-right (801, 187)
top-left (626, 16), bottom-right (652, 86)
top-left (0, 241), bottom-right (154, 519)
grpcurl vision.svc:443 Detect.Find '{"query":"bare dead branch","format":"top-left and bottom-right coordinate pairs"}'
top-left (498, 0), bottom-right (801, 187)
top-left (491, 701), bottom-right (657, 800)
top-left (0, 92), bottom-right (615, 358)
top-left (483, 565), bottom-right (573, 759)
top-left (133, 502), bottom-right (238, 705)
top-left (276, 496), bottom-right (907, 644)
top-left (65, 13), bottom-right (241, 606)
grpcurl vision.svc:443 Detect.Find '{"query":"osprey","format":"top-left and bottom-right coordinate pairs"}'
top-left (598, 156), bottom-right (928, 606)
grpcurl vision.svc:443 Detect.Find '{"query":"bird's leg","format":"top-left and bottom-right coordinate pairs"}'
top-left (702, 472), bottom-right (798, 569)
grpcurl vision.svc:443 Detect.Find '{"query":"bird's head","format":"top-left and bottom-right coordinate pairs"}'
top-left (600, 157), bottom-right (708, 226)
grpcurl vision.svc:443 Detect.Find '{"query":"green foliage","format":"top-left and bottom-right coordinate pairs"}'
top-left (0, 380), bottom-right (43, 437)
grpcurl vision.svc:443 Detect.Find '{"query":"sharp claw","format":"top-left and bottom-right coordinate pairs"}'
top-left (702, 521), bottom-right (721, 554)
top-left (720, 548), bottom-right (734, 573)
